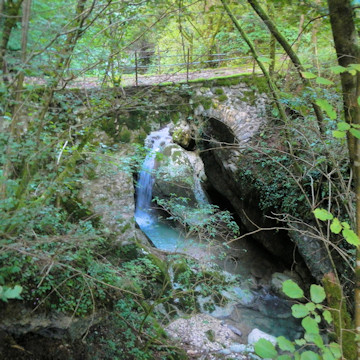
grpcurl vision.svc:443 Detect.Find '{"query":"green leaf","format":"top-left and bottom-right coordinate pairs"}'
top-left (322, 348), bottom-right (336, 360)
top-left (313, 208), bottom-right (333, 221)
top-left (337, 122), bottom-right (351, 131)
top-left (349, 127), bottom-right (360, 139)
top-left (358, 96), bottom-right (360, 106)
top-left (278, 355), bottom-right (293, 360)
top-left (254, 338), bottom-right (278, 358)
top-left (341, 221), bottom-right (350, 230)
top-left (332, 130), bottom-right (346, 139)
top-left (315, 99), bottom-right (336, 120)
top-left (323, 310), bottom-right (333, 324)
top-left (349, 69), bottom-right (357, 76)
top-left (330, 218), bottom-right (342, 234)
top-left (282, 279), bottom-right (304, 299)
top-left (349, 63), bottom-right (360, 72)
top-left (342, 228), bottom-right (360, 246)
top-left (302, 316), bottom-right (319, 334)
top-left (300, 351), bottom-right (320, 360)
top-left (329, 342), bottom-right (342, 358)
top-left (306, 302), bottom-right (316, 311)
top-left (1, 285), bottom-right (22, 301)
top-left (310, 284), bottom-right (326, 303)
top-left (316, 77), bottom-right (334, 85)
top-left (295, 338), bottom-right (306, 346)
top-left (292, 304), bottom-right (310, 318)
top-left (304, 333), bottom-right (324, 347)
top-left (277, 336), bottom-right (295, 352)
top-left (302, 71), bottom-right (317, 79)
top-left (330, 65), bottom-right (347, 74)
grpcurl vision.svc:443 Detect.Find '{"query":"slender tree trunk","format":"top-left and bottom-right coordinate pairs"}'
top-left (220, 0), bottom-right (288, 128)
top-left (311, 0), bottom-right (321, 75)
top-left (0, 0), bottom-right (24, 81)
top-left (247, 0), bottom-right (325, 135)
top-left (284, 9), bottom-right (304, 89)
top-left (327, 1), bottom-right (360, 358)
top-left (1, 0), bottom-right (31, 200)
top-left (267, 4), bottom-right (275, 77)
top-left (11, 0), bottom-right (32, 135)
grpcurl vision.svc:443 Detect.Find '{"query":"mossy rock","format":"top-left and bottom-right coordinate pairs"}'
top-left (218, 94), bottom-right (228, 102)
top-left (214, 88), bottom-right (224, 95)
top-left (194, 96), bottom-right (212, 110)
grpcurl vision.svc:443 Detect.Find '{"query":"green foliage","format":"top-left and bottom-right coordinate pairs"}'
top-left (217, 94), bottom-right (228, 102)
top-left (154, 195), bottom-right (239, 240)
top-left (0, 285), bottom-right (23, 302)
top-left (119, 128), bottom-right (132, 143)
top-left (255, 279), bottom-right (342, 359)
top-left (282, 279), bottom-right (304, 299)
top-left (313, 208), bottom-right (360, 246)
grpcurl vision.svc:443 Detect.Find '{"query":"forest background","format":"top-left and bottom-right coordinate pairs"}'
top-left (1, 0), bottom-right (360, 359)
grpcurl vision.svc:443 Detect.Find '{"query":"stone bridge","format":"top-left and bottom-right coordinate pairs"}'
top-left (88, 73), bottom-right (269, 146)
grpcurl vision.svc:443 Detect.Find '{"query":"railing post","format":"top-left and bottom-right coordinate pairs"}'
top-left (186, 47), bottom-right (190, 83)
top-left (135, 51), bottom-right (138, 86)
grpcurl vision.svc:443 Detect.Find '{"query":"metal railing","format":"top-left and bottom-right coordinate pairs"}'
top-left (109, 48), bottom-right (254, 85)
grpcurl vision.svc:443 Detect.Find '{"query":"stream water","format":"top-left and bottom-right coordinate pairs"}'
top-left (134, 127), bottom-right (302, 341)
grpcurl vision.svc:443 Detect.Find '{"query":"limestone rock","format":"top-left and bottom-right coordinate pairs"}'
top-left (171, 120), bottom-right (194, 150)
top-left (0, 303), bottom-right (102, 340)
top-left (79, 150), bottom-right (140, 245)
top-left (153, 143), bottom-right (208, 207)
top-left (271, 271), bottom-right (304, 298)
top-left (248, 328), bottom-right (277, 345)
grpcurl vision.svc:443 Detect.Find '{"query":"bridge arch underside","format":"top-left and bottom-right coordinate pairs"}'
top-left (197, 116), bottom-right (313, 282)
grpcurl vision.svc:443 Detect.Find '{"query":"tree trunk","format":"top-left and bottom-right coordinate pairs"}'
top-left (11, 0), bottom-right (32, 135)
top-left (220, 0), bottom-right (288, 130)
top-left (247, 0), bottom-right (325, 135)
top-left (327, 1), bottom-right (360, 358)
top-left (0, 0), bottom-right (24, 81)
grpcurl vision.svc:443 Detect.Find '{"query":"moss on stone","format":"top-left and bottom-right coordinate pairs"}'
top-left (323, 273), bottom-right (356, 360)
top-left (194, 96), bottom-right (212, 110)
top-left (214, 88), bottom-right (224, 95)
top-left (218, 94), bottom-right (228, 102)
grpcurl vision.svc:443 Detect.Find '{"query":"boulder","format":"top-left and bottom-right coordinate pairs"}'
top-left (171, 120), bottom-right (195, 150)
top-left (248, 328), bottom-right (277, 345)
top-left (79, 150), bottom-right (146, 245)
top-left (271, 271), bottom-right (304, 299)
top-left (0, 303), bottom-right (102, 340)
top-left (153, 143), bottom-right (208, 207)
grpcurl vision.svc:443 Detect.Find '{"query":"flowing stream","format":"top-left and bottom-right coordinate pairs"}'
top-left (135, 127), bottom-right (302, 340)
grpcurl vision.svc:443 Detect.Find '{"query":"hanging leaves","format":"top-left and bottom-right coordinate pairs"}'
top-left (254, 338), bottom-right (278, 358)
top-left (313, 209), bottom-right (360, 247)
top-left (315, 99), bottom-right (336, 120)
top-left (282, 279), bottom-right (304, 299)
top-left (310, 284), bottom-right (326, 304)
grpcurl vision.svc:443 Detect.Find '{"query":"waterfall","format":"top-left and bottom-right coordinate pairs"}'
top-left (135, 126), bottom-right (172, 228)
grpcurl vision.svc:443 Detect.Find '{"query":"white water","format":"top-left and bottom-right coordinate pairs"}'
top-left (135, 126), bottom-right (172, 228)
top-left (134, 126), bottom-right (302, 340)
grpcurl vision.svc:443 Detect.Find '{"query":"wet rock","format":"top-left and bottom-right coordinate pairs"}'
top-left (171, 120), bottom-right (195, 150)
top-left (226, 324), bottom-right (242, 337)
top-left (271, 271), bottom-right (304, 299)
top-left (153, 142), bottom-right (208, 208)
top-left (248, 328), bottom-right (277, 345)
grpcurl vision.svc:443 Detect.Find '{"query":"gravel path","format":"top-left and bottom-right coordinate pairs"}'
top-left (26, 67), bottom-right (255, 89)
